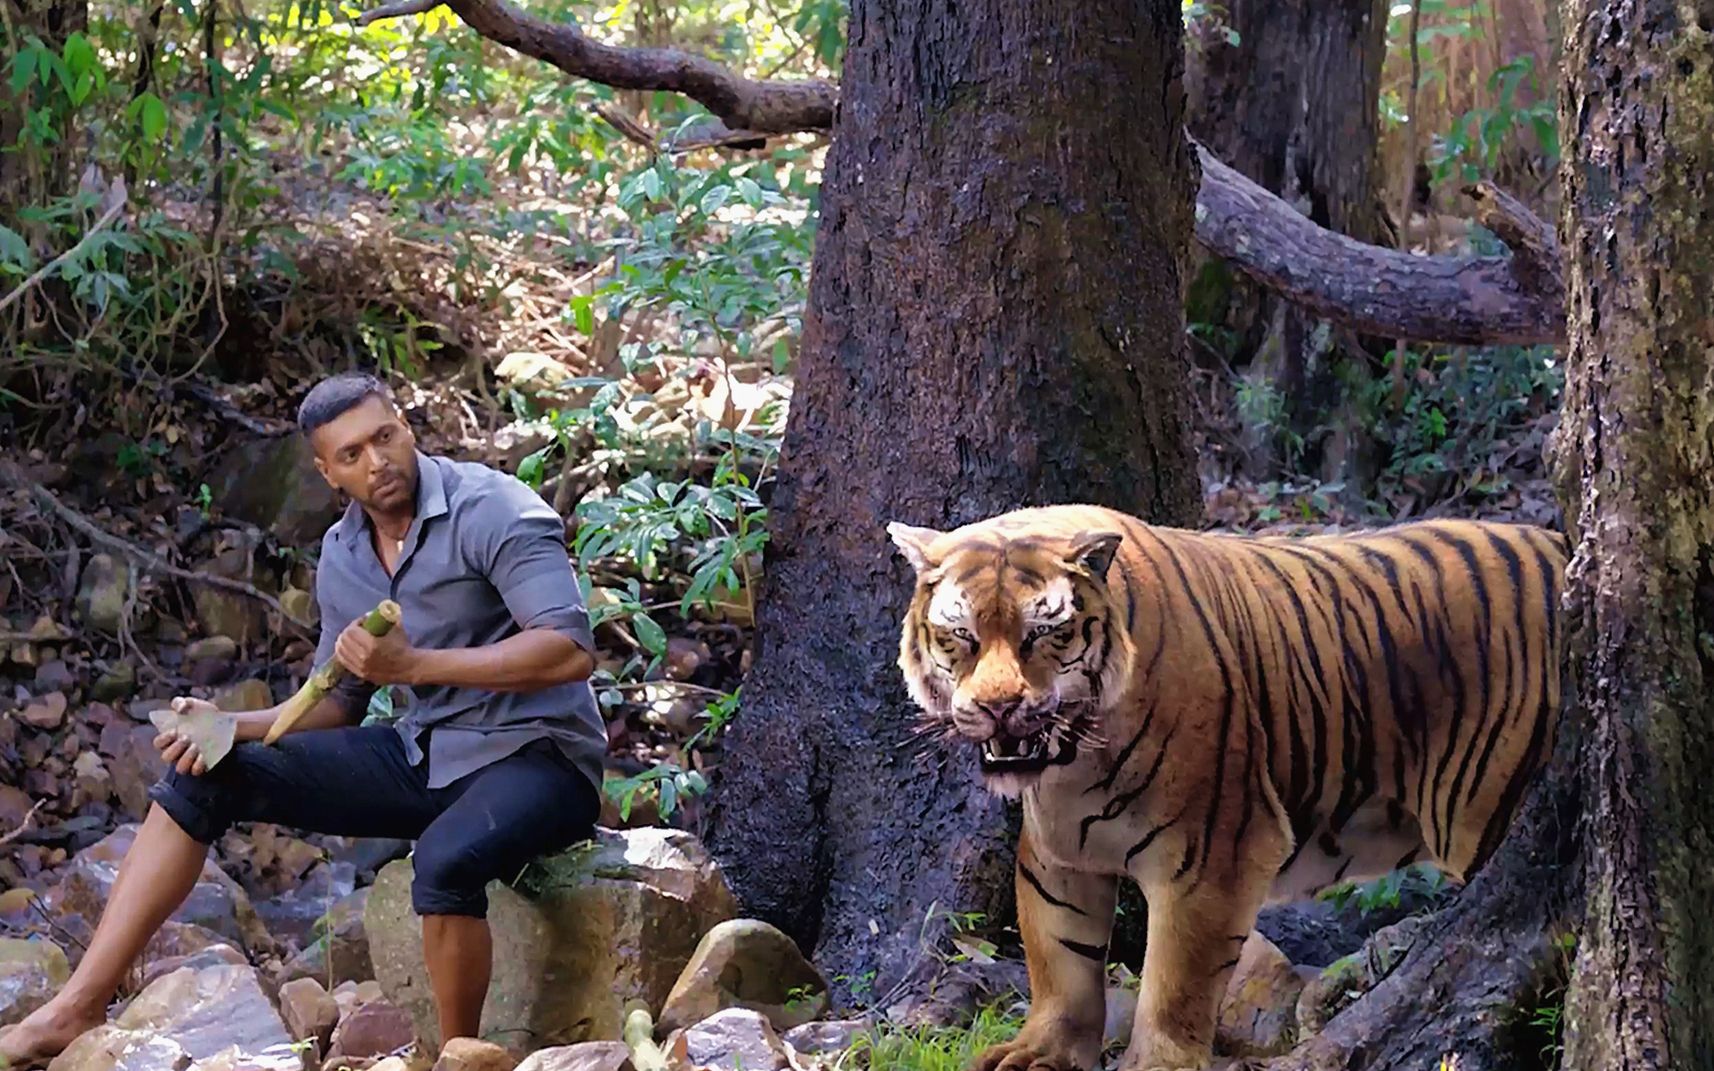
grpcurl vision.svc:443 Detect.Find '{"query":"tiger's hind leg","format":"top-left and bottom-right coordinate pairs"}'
top-left (970, 829), bottom-right (1117, 1071)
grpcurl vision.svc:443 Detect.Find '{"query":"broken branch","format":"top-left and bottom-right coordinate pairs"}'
top-left (0, 800), bottom-right (46, 848)
top-left (0, 461), bottom-right (312, 633)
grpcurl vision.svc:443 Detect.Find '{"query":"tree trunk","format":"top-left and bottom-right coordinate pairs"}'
top-left (703, 0), bottom-right (1202, 998)
top-left (1260, 3), bottom-right (1714, 1068)
top-left (1550, 2), bottom-right (1714, 1065)
top-left (1185, 0), bottom-right (1389, 484)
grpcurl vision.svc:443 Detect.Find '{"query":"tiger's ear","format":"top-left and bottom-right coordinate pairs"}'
top-left (887, 521), bottom-right (945, 577)
top-left (1068, 531), bottom-right (1123, 582)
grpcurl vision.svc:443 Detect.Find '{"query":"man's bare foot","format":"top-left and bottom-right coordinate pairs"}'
top-left (0, 997), bottom-right (107, 1069)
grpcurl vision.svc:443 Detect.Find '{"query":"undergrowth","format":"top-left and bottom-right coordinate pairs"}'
top-left (845, 1006), bottom-right (1024, 1071)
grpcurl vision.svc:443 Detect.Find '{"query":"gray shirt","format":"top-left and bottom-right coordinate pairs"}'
top-left (311, 451), bottom-right (606, 796)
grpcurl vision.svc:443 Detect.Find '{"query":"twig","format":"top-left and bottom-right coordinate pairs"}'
top-left (0, 801), bottom-right (46, 848)
top-left (0, 195), bottom-right (126, 317)
top-left (0, 461), bottom-right (314, 633)
top-left (355, 0), bottom-right (440, 26)
top-left (593, 102), bottom-right (659, 151)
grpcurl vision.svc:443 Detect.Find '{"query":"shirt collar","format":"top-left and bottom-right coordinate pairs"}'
top-left (337, 450), bottom-right (447, 548)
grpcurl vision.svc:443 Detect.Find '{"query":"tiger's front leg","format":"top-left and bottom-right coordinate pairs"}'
top-left (1118, 873), bottom-right (1273, 1071)
top-left (970, 829), bottom-right (1118, 1071)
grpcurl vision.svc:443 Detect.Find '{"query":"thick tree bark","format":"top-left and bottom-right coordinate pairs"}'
top-left (1185, 0), bottom-right (1389, 481)
top-left (1549, 2), bottom-right (1714, 1065)
top-left (701, 0), bottom-right (1203, 995)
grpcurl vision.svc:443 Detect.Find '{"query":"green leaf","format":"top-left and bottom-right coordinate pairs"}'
top-left (632, 611), bottom-right (667, 656)
top-left (517, 449), bottom-right (547, 487)
top-left (9, 48), bottom-right (38, 94)
top-left (138, 93), bottom-right (167, 141)
top-left (570, 294), bottom-right (595, 336)
top-left (699, 183), bottom-right (732, 216)
top-left (736, 176), bottom-right (763, 207)
top-left (0, 225), bottom-right (33, 269)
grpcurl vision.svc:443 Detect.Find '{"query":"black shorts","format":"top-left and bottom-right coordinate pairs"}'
top-left (148, 726), bottom-right (600, 917)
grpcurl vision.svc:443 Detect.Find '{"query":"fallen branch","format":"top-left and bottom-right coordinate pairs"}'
top-left (361, 0), bottom-right (1569, 345)
top-left (0, 461), bottom-right (313, 634)
top-left (0, 800), bottom-right (46, 848)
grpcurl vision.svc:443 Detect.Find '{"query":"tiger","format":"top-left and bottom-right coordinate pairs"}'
top-left (886, 503), bottom-right (1566, 1071)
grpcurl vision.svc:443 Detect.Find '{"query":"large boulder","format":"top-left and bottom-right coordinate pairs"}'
top-left (204, 435), bottom-right (341, 548)
top-left (45, 963), bottom-right (298, 1071)
top-left (658, 919), bottom-right (828, 1033)
top-left (282, 886), bottom-right (374, 988)
top-left (0, 937), bottom-right (70, 1026)
top-left (1214, 932), bottom-right (1310, 1058)
top-left (367, 828), bottom-right (738, 1051)
top-left (42, 825), bottom-right (273, 961)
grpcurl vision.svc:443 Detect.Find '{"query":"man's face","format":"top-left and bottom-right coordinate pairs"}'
top-left (310, 395), bottom-right (419, 513)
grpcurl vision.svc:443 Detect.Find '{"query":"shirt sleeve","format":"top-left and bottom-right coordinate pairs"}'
top-left (313, 537), bottom-right (380, 721)
top-left (468, 478), bottom-right (596, 654)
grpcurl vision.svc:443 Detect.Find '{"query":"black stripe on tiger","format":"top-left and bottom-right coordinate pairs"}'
top-left (1059, 938), bottom-right (1107, 962)
top-left (1019, 862), bottom-right (1088, 916)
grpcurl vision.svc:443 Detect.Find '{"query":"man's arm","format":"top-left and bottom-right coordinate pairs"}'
top-left (334, 481), bottom-right (597, 692)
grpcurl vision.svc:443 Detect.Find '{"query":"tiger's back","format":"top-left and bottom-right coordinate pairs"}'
top-left (1152, 516), bottom-right (1567, 901)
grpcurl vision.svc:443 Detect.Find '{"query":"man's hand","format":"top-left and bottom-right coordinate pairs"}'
top-left (153, 696), bottom-right (232, 776)
top-left (335, 615), bottom-right (421, 685)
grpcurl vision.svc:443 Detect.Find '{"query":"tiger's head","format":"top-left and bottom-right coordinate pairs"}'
top-left (887, 518), bottom-right (1137, 797)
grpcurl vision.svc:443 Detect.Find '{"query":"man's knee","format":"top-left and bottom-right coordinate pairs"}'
top-left (144, 743), bottom-right (267, 844)
top-left (410, 835), bottom-right (490, 918)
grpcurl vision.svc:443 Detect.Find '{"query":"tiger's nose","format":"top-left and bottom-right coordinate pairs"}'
top-left (975, 698), bottom-right (1022, 725)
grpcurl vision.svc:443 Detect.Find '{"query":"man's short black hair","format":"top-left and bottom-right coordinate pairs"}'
top-left (297, 373), bottom-right (392, 434)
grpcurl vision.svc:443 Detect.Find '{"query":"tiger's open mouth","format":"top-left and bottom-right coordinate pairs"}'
top-left (978, 732), bottom-right (1055, 773)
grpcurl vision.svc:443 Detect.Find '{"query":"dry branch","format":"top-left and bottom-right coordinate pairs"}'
top-left (360, 0), bottom-right (1568, 345)
top-left (369, 0), bottom-right (838, 134)
top-left (0, 461), bottom-right (313, 633)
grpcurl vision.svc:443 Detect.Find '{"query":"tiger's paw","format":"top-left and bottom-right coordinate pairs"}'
top-left (1113, 1035), bottom-right (1213, 1071)
top-left (969, 1030), bottom-right (1099, 1071)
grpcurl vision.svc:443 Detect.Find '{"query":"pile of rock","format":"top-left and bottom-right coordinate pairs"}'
top-left (2, 814), bottom-right (1378, 1071)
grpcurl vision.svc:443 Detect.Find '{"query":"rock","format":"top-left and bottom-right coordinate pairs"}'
top-left (0, 887), bottom-right (39, 920)
top-left (185, 636), bottom-right (239, 664)
top-left (43, 825), bottom-right (273, 961)
top-left (659, 919), bottom-right (829, 1033)
top-left (325, 1000), bottom-right (416, 1066)
top-left (282, 886), bottom-right (373, 987)
top-left (75, 555), bottom-right (129, 634)
top-left (19, 691), bottom-right (68, 730)
top-left (204, 436), bottom-right (341, 547)
top-left (191, 546), bottom-right (266, 647)
top-left (46, 963), bottom-right (298, 1071)
top-left (213, 678), bottom-right (274, 712)
top-left (90, 663), bottom-right (136, 703)
top-left (140, 942), bottom-right (248, 988)
top-left (0, 937), bottom-right (70, 1026)
top-left (679, 1008), bottom-right (789, 1071)
top-left (1215, 932), bottom-right (1306, 1058)
top-left (513, 1044), bottom-right (634, 1071)
top-left (368, 827), bottom-right (738, 1050)
top-left (99, 723), bottom-right (166, 820)
top-left (0, 784), bottom-right (37, 829)
top-left (1255, 881), bottom-right (1452, 969)
top-left (330, 980), bottom-right (387, 1019)
top-left (280, 587), bottom-right (318, 629)
top-left (32, 661), bottom-right (76, 695)
top-left (660, 637), bottom-right (711, 683)
top-left (782, 1020), bottom-right (870, 1056)
top-left (1103, 987), bottom-right (1136, 1050)
top-left (70, 751), bottom-right (113, 808)
top-left (431, 1038), bottom-right (518, 1071)
top-left (255, 861), bottom-right (357, 952)
top-left (279, 977), bottom-right (341, 1053)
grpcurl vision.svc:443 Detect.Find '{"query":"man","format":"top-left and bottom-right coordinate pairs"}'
top-left (0, 373), bottom-right (607, 1067)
